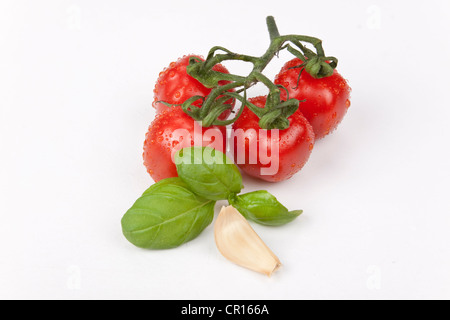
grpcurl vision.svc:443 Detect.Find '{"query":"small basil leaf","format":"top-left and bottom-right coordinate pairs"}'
top-left (175, 147), bottom-right (243, 201)
top-left (121, 178), bottom-right (215, 249)
top-left (229, 191), bottom-right (302, 226)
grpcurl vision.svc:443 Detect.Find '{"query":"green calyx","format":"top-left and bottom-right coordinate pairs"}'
top-left (165, 16), bottom-right (338, 129)
top-left (304, 56), bottom-right (337, 79)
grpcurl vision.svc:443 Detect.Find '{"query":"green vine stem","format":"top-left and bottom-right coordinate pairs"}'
top-left (179, 16), bottom-right (338, 129)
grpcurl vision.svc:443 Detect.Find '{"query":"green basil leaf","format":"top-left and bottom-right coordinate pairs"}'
top-left (121, 178), bottom-right (215, 249)
top-left (175, 147), bottom-right (243, 201)
top-left (228, 190), bottom-right (302, 226)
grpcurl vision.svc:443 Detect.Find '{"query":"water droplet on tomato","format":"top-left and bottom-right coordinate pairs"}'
top-left (174, 91), bottom-right (181, 99)
top-left (157, 136), bottom-right (163, 142)
top-left (332, 112), bottom-right (337, 119)
top-left (309, 143), bottom-right (314, 151)
top-left (345, 99), bottom-right (351, 108)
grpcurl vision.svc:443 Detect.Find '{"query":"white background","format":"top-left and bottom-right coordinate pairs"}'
top-left (1, 0), bottom-right (450, 300)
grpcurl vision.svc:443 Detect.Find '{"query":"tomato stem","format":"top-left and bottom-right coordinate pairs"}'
top-left (266, 16), bottom-right (280, 41)
top-left (182, 16), bottom-right (338, 129)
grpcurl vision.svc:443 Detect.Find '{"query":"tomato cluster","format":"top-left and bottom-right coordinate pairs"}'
top-left (143, 54), bottom-right (351, 183)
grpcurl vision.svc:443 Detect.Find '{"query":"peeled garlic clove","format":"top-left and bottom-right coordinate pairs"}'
top-left (214, 206), bottom-right (281, 276)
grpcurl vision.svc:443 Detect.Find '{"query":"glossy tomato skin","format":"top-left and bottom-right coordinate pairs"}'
top-left (274, 58), bottom-right (351, 139)
top-left (231, 96), bottom-right (315, 182)
top-left (153, 55), bottom-right (234, 121)
top-left (143, 107), bottom-right (226, 182)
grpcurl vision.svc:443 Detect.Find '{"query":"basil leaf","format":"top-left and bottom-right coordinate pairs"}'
top-left (175, 147), bottom-right (243, 201)
top-left (228, 191), bottom-right (302, 226)
top-left (121, 178), bottom-right (215, 249)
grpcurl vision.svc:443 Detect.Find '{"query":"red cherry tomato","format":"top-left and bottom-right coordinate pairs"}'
top-left (274, 58), bottom-right (351, 139)
top-left (231, 96), bottom-right (315, 182)
top-left (153, 54), bottom-right (235, 121)
top-left (143, 106), bottom-right (226, 182)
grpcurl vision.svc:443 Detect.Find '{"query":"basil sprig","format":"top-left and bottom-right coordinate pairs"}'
top-left (175, 147), bottom-right (243, 201)
top-left (228, 191), bottom-right (302, 226)
top-left (121, 147), bottom-right (303, 249)
top-left (121, 178), bottom-right (215, 249)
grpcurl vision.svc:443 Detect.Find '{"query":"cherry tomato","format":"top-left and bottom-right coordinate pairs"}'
top-left (153, 54), bottom-right (235, 121)
top-left (231, 96), bottom-right (315, 182)
top-left (143, 106), bottom-right (226, 182)
top-left (274, 58), bottom-right (351, 139)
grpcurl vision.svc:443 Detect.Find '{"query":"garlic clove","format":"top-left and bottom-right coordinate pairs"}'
top-left (214, 206), bottom-right (281, 276)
